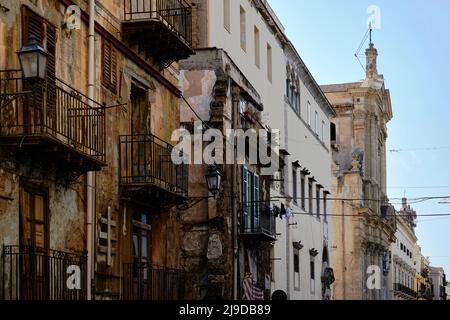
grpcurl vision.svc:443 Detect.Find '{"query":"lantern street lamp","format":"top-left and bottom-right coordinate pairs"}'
top-left (178, 165), bottom-right (224, 211)
top-left (17, 35), bottom-right (49, 80)
top-left (205, 165), bottom-right (224, 197)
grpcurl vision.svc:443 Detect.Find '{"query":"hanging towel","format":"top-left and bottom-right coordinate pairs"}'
top-left (286, 208), bottom-right (293, 220)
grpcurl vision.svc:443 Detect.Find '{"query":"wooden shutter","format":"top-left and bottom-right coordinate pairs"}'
top-left (22, 7), bottom-right (46, 132)
top-left (22, 6), bottom-right (44, 44)
top-left (45, 23), bottom-right (57, 122)
top-left (102, 38), bottom-right (117, 93)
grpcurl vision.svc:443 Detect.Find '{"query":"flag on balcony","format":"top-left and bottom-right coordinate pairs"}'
top-left (243, 272), bottom-right (265, 300)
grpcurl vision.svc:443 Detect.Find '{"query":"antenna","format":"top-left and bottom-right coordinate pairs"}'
top-left (354, 26), bottom-right (370, 72)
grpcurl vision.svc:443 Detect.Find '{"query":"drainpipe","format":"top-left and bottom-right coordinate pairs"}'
top-left (231, 84), bottom-right (238, 300)
top-left (87, 0), bottom-right (96, 301)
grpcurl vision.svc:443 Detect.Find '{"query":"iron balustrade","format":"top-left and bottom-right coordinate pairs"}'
top-left (394, 283), bottom-right (417, 299)
top-left (1, 245), bottom-right (87, 300)
top-left (241, 204), bottom-right (276, 240)
top-left (123, 0), bottom-right (192, 47)
top-left (122, 262), bottom-right (184, 300)
top-left (119, 134), bottom-right (188, 198)
top-left (0, 70), bottom-right (106, 164)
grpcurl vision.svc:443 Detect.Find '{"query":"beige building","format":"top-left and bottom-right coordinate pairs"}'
top-left (0, 0), bottom-right (193, 300)
top-left (321, 41), bottom-right (396, 300)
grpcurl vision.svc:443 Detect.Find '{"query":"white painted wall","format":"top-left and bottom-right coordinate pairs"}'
top-left (391, 217), bottom-right (417, 297)
top-left (204, 0), bottom-right (333, 300)
top-left (207, 0), bottom-right (286, 138)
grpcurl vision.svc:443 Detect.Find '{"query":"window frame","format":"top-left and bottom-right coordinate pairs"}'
top-left (240, 6), bottom-right (246, 52)
top-left (223, 0), bottom-right (231, 33)
top-left (254, 25), bottom-right (260, 68)
top-left (294, 248), bottom-right (301, 291)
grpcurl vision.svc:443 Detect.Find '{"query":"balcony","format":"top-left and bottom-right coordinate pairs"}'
top-left (394, 283), bottom-right (417, 300)
top-left (122, 0), bottom-right (194, 69)
top-left (119, 134), bottom-right (188, 205)
top-left (241, 206), bottom-right (276, 242)
top-left (0, 70), bottom-right (106, 173)
top-left (418, 283), bottom-right (434, 300)
top-left (1, 245), bottom-right (87, 300)
top-left (122, 262), bottom-right (184, 300)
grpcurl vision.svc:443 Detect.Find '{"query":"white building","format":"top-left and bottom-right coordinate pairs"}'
top-left (270, 42), bottom-right (335, 300)
top-left (191, 0), bottom-right (335, 300)
top-left (429, 266), bottom-right (447, 300)
top-left (391, 198), bottom-right (418, 300)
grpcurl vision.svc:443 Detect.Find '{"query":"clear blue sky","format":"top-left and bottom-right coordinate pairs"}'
top-left (268, 0), bottom-right (450, 273)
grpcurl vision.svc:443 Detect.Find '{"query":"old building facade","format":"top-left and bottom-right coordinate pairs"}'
top-left (321, 41), bottom-right (396, 300)
top-left (178, 0), bottom-right (284, 300)
top-left (0, 0), bottom-right (192, 300)
top-left (391, 198), bottom-right (418, 300)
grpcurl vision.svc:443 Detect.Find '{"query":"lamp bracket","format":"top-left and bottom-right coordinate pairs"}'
top-left (177, 195), bottom-right (216, 211)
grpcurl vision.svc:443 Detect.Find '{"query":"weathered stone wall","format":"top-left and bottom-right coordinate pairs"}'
top-left (0, 0), bottom-right (184, 299)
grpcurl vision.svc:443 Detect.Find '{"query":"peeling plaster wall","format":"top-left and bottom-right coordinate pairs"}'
top-left (1, 0), bottom-right (184, 299)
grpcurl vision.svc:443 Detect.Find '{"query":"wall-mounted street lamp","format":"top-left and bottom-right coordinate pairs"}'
top-left (17, 35), bottom-right (49, 80)
top-left (205, 165), bottom-right (224, 197)
top-left (177, 165), bottom-right (224, 210)
top-left (1, 35), bottom-right (49, 110)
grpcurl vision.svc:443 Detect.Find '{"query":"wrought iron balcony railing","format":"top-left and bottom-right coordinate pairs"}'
top-left (0, 70), bottom-right (106, 171)
top-left (1, 245), bottom-right (87, 300)
top-left (119, 134), bottom-right (188, 201)
top-left (122, 262), bottom-right (184, 300)
top-left (122, 0), bottom-right (193, 68)
top-left (394, 283), bottom-right (417, 299)
top-left (241, 205), bottom-right (276, 242)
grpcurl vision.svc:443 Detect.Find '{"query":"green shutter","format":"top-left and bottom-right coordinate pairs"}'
top-left (242, 167), bottom-right (248, 217)
top-left (253, 174), bottom-right (260, 228)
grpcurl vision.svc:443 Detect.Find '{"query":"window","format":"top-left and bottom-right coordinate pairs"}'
top-left (267, 43), bottom-right (272, 82)
top-left (223, 0), bottom-right (231, 32)
top-left (307, 101), bottom-right (311, 126)
top-left (315, 111), bottom-right (318, 135)
top-left (321, 121), bottom-right (325, 141)
top-left (254, 26), bottom-right (260, 68)
top-left (294, 249), bottom-right (300, 291)
top-left (22, 7), bottom-right (57, 110)
top-left (316, 187), bottom-right (321, 218)
top-left (240, 7), bottom-right (246, 51)
top-left (323, 192), bottom-right (328, 222)
top-left (330, 123), bottom-right (337, 142)
top-left (242, 167), bottom-right (260, 232)
top-left (308, 179), bottom-right (313, 214)
top-left (286, 79), bottom-right (290, 98)
top-left (20, 184), bottom-right (48, 249)
top-left (310, 257), bottom-right (315, 294)
top-left (300, 173), bottom-right (306, 209)
top-left (292, 169), bottom-right (298, 204)
top-left (102, 38), bottom-right (118, 93)
top-left (239, 98), bottom-right (249, 129)
top-left (295, 92), bottom-right (300, 113)
top-left (132, 210), bottom-right (151, 268)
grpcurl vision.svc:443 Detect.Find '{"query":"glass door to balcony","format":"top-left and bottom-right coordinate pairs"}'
top-left (130, 83), bottom-right (150, 183)
top-left (19, 185), bottom-right (49, 300)
top-left (131, 209), bottom-right (152, 299)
